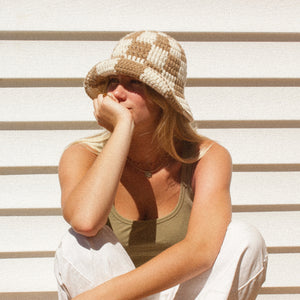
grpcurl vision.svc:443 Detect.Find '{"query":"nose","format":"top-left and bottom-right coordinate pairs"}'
top-left (112, 84), bottom-right (127, 102)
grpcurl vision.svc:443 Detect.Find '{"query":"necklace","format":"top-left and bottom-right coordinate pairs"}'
top-left (126, 155), bottom-right (170, 178)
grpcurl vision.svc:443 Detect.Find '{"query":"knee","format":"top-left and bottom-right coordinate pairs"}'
top-left (223, 220), bottom-right (268, 298)
top-left (55, 225), bottom-right (119, 272)
top-left (55, 227), bottom-right (95, 282)
top-left (226, 220), bottom-right (268, 279)
top-left (56, 226), bottom-right (92, 259)
top-left (55, 225), bottom-right (134, 277)
top-left (227, 220), bottom-right (267, 256)
top-left (54, 225), bottom-right (135, 295)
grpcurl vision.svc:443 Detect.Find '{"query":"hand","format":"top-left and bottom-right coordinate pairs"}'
top-left (93, 93), bottom-right (133, 132)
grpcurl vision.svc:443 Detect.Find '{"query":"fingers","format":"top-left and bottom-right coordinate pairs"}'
top-left (103, 93), bottom-right (118, 102)
top-left (93, 97), bottom-right (99, 120)
top-left (92, 93), bottom-right (106, 115)
top-left (93, 93), bottom-right (117, 109)
top-left (93, 94), bottom-right (104, 123)
top-left (93, 93), bottom-right (120, 127)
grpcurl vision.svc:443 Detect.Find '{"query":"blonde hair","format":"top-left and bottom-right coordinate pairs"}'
top-left (147, 87), bottom-right (212, 163)
top-left (73, 86), bottom-right (212, 163)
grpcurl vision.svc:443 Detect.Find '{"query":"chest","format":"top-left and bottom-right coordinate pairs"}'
top-left (114, 166), bottom-right (182, 221)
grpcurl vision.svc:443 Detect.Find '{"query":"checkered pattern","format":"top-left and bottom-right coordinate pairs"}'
top-left (84, 31), bottom-right (193, 121)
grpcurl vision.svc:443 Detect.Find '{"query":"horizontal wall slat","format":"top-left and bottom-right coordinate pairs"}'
top-left (0, 216), bottom-right (69, 253)
top-left (0, 130), bottom-right (96, 167)
top-left (1, 0), bottom-right (300, 32)
top-left (0, 87), bottom-right (92, 122)
top-left (1, 41), bottom-right (300, 78)
top-left (0, 292), bottom-right (57, 300)
top-left (0, 174), bottom-right (61, 209)
top-left (264, 253), bottom-right (300, 290)
top-left (1, 172), bottom-right (299, 210)
top-left (1, 254), bottom-right (299, 293)
top-left (188, 87), bottom-right (300, 122)
top-left (232, 212), bottom-right (300, 249)
top-left (1, 87), bottom-right (300, 122)
top-left (1, 212), bottom-right (299, 254)
top-left (0, 257), bottom-right (57, 292)
top-left (257, 296), bottom-right (300, 300)
top-left (231, 172), bottom-right (300, 206)
top-left (1, 129), bottom-right (299, 167)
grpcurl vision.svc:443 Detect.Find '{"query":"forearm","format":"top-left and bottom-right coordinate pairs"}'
top-left (111, 242), bottom-right (208, 299)
top-left (63, 120), bottom-right (134, 235)
top-left (74, 238), bottom-right (213, 300)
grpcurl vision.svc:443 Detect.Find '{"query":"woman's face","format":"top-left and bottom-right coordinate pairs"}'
top-left (106, 75), bottom-right (162, 130)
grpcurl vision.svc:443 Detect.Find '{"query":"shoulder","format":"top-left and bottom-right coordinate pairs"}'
top-left (59, 143), bottom-right (98, 176)
top-left (191, 142), bottom-right (232, 190)
top-left (200, 141), bottom-right (232, 166)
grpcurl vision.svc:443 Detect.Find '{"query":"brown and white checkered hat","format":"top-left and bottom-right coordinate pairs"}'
top-left (84, 31), bottom-right (193, 121)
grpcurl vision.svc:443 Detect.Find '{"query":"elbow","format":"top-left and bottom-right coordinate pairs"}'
top-left (184, 240), bottom-right (219, 274)
top-left (63, 210), bottom-right (107, 237)
top-left (193, 252), bottom-right (215, 273)
top-left (71, 218), bottom-right (107, 237)
top-left (202, 254), bottom-right (217, 271)
top-left (71, 221), bottom-right (102, 237)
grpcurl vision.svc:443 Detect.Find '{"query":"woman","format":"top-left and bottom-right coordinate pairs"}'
top-left (54, 31), bottom-right (267, 299)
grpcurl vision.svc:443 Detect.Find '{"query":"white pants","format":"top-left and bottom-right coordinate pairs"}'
top-left (54, 220), bottom-right (268, 300)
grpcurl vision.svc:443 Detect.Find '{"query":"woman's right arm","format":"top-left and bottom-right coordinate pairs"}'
top-left (59, 95), bottom-right (134, 236)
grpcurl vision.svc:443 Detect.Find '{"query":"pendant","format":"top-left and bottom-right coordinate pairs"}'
top-left (144, 171), bottom-right (152, 178)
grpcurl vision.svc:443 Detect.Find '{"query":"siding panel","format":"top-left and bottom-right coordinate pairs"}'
top-left (1, 41), bottom-right (300, 79)
top-left (1, 0), bottom-right (300, 32)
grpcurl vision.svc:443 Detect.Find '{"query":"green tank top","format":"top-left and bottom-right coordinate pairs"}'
top-left (107, 163), bottom-right (195, 267)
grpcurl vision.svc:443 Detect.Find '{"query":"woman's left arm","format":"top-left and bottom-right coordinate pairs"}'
top-left (73, 143), bottom-right (232, 300)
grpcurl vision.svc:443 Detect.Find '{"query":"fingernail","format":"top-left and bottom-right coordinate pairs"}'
top-left (106, 94), bottom-right (116, 101)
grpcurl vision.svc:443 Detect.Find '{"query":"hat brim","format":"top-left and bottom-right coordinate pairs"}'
top-left (84, 58), bottom-right (193, 122)
top-left (84, 58), bottom-right (120, 100)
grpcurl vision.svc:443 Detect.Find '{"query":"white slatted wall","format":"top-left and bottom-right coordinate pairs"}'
top-left (1, 0), bottom-right (300, 299)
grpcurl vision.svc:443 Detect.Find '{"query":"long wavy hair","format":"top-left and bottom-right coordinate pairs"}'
top-left (73, 85), bottom-right (212, 163)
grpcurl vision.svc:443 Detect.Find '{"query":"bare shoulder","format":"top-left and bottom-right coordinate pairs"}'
top-left (58, 143), bottom-right (99, 204)
top-left (60, 143), bottom-right (97, 167)
top-left (200, 141), bottom-right (232, 165)
top-left (192, 142), bottom-right (232, 189)
top-left (59, 143), bottom-right (98, 180)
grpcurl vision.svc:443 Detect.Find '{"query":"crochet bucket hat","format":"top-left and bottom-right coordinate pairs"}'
top-left (84, 30), bottom-right (193, 121)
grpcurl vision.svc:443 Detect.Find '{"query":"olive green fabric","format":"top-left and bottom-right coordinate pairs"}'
top-left (108, 163), bottom-right (194, 267)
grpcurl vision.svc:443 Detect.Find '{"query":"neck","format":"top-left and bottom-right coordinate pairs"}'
top-left (127, 139), bottom-right (171, 178)
top-left (128, 131), bottom-right (163, 164)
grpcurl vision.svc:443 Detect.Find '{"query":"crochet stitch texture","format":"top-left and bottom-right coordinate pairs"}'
top-left (84, 31), bottom-right (193, 121)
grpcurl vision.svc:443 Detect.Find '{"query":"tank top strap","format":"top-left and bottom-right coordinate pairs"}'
top-left (180, 163), bottom-right (196, 200)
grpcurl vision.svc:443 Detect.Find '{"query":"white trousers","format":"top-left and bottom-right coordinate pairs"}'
top-left (54, 220), bottom-right (268, 300)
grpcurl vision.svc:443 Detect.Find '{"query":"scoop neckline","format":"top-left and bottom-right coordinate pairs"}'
top-left (110, 164), bottom-right (188, 225)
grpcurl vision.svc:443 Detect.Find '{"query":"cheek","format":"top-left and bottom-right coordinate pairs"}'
top-left (133, 101), bottom-right (160, 123)
top-left (147, 99), bottom-right (162, 115)
top-left (131, 90), bottom-right (161, 120)
top-left (149, 104), bottom-right (162, 120)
